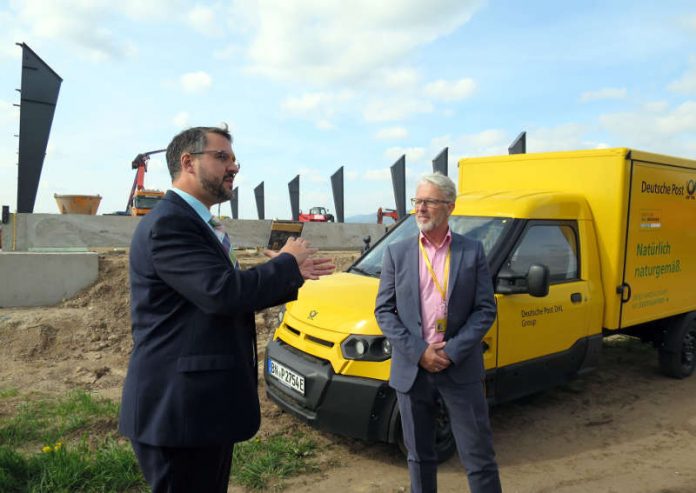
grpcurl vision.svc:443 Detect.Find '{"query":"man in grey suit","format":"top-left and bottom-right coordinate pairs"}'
top-left (375, 173), bottom-right (501, 493)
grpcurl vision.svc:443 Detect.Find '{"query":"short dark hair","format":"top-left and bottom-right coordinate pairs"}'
top-left (166, 126), bottom-right (232, 180)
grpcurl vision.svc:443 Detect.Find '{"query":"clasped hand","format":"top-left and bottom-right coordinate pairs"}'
top-left (264, 237), bottom-right (335, 280)
top-left (419, 341), bottom-right (452, 373)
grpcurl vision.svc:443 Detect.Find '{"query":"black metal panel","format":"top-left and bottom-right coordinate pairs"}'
top-left (390, 155), bottom-right (406, 219)
top-left (330, 166), bottom-right (344, 223)
top-left (254, 182), bottom-right (265, 220)
top-left (508, 131), bottom-right (526, 155)
top-left (432, 147), bottom-right (448, 176)
top-left (16, 43), bottom-right (63, 213)
top-left (230, 187), bottom-right (238, 219)
top-left (288, 175), bottom-right (300, 221)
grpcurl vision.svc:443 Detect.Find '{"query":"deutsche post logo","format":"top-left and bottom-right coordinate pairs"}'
top-left (687, 179), bottom-right (696, 200)
top-left (308, 310), bottom-right (318, 320)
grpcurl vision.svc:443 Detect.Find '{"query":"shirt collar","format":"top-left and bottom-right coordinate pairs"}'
top-left (171, 188), bottom-right (213, 224)
top-left (419, 227), bottom-right (452, 249)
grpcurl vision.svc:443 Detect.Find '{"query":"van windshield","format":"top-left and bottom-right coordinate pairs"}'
top-left (350, 215), bottom-right (512, 277)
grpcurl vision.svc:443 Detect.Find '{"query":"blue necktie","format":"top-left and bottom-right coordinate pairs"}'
top-left (209, 217), bottom-right (239, 268)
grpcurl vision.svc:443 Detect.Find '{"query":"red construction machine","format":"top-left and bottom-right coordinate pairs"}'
top-left (126, 149), bottom-right (165, 216)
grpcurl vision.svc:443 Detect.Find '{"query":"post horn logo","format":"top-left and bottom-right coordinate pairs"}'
top-left (308, 310), bottom-right (318, 320)
top-left (687, 179), bottom-right (696, 200)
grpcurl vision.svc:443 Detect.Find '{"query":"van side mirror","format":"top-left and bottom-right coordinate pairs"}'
top-left (526, 264), bottom-right (550, 297)
top-left (496, 263), bottom-right (550, 297)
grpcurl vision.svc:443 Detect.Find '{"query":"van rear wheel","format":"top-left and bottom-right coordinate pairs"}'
top-left (658, 314), bottom-right (696, 379)
top-left (395, 397), bottom-right (457, 463)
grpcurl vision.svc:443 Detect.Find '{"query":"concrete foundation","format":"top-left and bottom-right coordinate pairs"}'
top-left (2, 214), bottom-right (387, 251)
top-left (0, 252), bottom-right (98, 307)
top-left (0, 213), bottom-right (388, 307)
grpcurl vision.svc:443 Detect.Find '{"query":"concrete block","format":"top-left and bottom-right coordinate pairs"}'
top-left (0, 252), bottom-right (98, 307)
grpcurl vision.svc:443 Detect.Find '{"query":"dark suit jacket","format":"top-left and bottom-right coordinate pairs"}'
top-left (374, 232), bottom-right (496, 393)
top-left (119, 191), bottom-right (304, 447)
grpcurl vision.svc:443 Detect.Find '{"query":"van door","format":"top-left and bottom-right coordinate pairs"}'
top-left (494, 220), bottom-right (591, 401)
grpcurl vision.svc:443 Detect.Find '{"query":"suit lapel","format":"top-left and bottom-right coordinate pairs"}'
top-left (447, 233), bottom-right (464, 302)
top-left (406, 237), bottom-right (422, 326)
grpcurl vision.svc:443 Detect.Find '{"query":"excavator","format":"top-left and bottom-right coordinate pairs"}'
top-left (376, 207), bottom-right (399, 224)
top-left (126, 149), bottom-right (165, 216)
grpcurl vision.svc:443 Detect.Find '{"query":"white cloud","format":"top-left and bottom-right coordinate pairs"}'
top-left (452, 129), bottom-right (508, 157)
top-left (172, 111), bottom-right (190, 128)
top-left (187, 5), bottom-right (223, 37)
top-left (668, 59), bottom-right (696, 94)
top-left (527, 123), bottom-right (588, 152)
top-left (687, 15), bottom-right (696, 31)
top-left (580, 87), bottom-right (627, 102)
top-left (375, 127), bottom-right (408, 140)
top-left (180, 71), bottom-right (212, 93)
top-left (599, 101), bottom-right (696, 155)
top-left (379, 67), bottom-right (421, 91)
top-left (363, 98), bottom-right (433, 122)
top-left (297, 167), bottom-right (325, 184)
top-left (364, 168), bottom-right (391, 181)
top-left (9, 0), bottom-right (145, 61)
top-left (237, 0), bottom-right (484, 85)
top-left (424, 78), bottom-right (476, 102)
top-left (385, 146), bottom-right (426, 163)
top-left (281, 91), bottom-right (353, 128)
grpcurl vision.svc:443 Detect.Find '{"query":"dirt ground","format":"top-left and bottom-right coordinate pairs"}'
top-left (2, 250), bottom-right (696, 493)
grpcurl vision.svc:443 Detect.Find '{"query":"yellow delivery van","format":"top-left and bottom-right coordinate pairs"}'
top-left (264, 148), bottom-right (696, 460)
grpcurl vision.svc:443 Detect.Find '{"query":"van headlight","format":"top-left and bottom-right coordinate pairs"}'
top-left (341, 335), bottom-right (392, 361)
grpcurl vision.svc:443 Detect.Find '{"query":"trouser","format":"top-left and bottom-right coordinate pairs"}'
top-left (131, 440), bottom-right (234, 493)
top-left (397, 370), bottom-right (502, 493)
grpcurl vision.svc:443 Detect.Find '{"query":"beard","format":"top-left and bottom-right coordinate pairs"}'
top-left (416, 217), bottom-right (436, 233)
top-left (416, 213), bottom-right (445, 233)
top-left (199, 167), bottom-right (234, 203)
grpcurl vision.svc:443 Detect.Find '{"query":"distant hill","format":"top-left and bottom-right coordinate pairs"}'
top-left (345, 213), bottom-right (396, 225)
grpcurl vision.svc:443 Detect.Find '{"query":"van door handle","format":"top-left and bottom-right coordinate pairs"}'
top-left (570, 293), bottom-right (582, 303)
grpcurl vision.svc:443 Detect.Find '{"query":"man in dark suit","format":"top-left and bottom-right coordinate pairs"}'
top-left (119, 125), bottom-right (333, 492)
top-left (375, 173), bottom-right (501, 493)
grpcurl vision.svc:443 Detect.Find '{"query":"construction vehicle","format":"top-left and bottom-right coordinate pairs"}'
top-left (376, 207), bottom-right (399, 224)
top-left (126, 149), bottom-right (165, 216)
top-left (298, 206), bottom-right (334, 222)
top-left (264, 147), bottom-right (696, 461)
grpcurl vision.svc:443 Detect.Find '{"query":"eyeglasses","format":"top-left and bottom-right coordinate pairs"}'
top-left (410, 198), bottom-right (451, 208)
top-left (190, 150), bottom-right (240, 169)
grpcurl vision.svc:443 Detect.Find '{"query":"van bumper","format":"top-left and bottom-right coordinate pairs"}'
top-left (264, 338), bottom-right (397, 443)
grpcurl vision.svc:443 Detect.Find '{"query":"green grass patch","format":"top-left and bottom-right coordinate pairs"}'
top-left (232, 432), bottom-right (318, 491)
top-left (0, 438), bottom-right (146, 492)
top-left (0, 390), bottom-right (319, 492)
top-left (0, 390), bottom-right (118, 447)
top-left (0, 388), bottom-right (19, 399)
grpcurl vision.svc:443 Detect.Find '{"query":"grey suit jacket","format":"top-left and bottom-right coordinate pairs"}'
top-left (374, 232), bottom-right (496, 393)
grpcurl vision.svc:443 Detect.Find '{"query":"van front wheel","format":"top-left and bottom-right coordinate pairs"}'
top-left (658, 314), bottom-right (696, 379)
top-left (395, 397), bottom-right (457, 463)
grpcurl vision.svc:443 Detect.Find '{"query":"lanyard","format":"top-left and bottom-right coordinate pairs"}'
top-left (419, 239), bottom-right (450, 302)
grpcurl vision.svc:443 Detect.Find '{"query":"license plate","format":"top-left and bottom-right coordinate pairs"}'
top-left (268, 358), bottom-right (305, 395)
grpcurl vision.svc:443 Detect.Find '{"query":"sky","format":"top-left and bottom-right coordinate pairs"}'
top-left (0, 0), bottom-right (695, 220)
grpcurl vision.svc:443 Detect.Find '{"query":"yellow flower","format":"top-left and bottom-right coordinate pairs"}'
top-left (42, 445), bottom-right (53, 454)
top-left (54, 441), bottom-right (63, 451)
